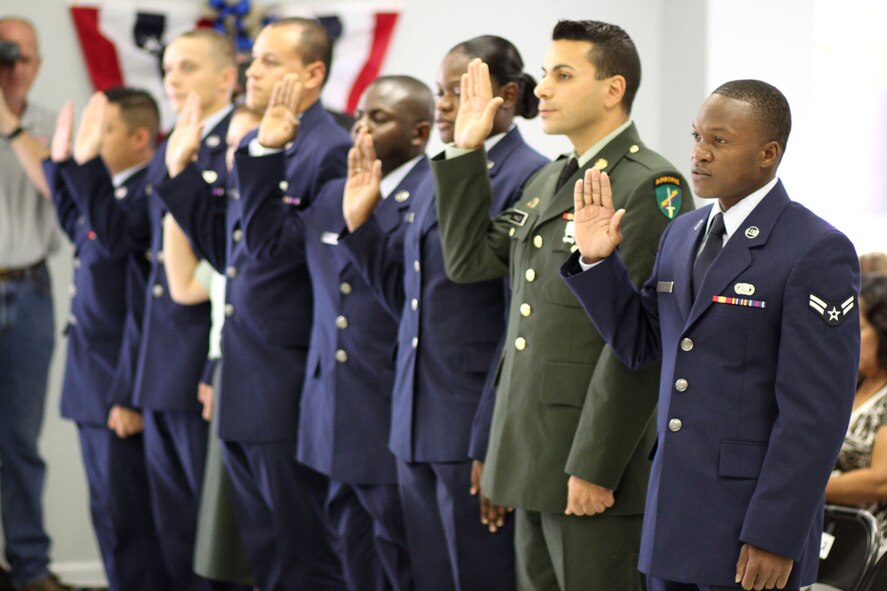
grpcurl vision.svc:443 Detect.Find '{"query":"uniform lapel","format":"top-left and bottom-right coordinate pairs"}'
top-left (685, 181), bottom-right (790, 328)
top-left (674, 208), bottom-right (711, 320)
top-left (537, 123), bottom-right (642, 227)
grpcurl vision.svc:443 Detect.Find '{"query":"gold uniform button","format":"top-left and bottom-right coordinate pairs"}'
top-left (411, 337), bottom-right (419, 349)
top-left (335, 349), bottom-right (348, 363)
top-left (675, 378), bottom-right (688, 392)
top-left (668, 418), bottom-right (683, 432)
top-left (335, 316), bottom-right (348, 330)
top-left (202, 170), bottom-right (218, 184)
top-left (533, 235), bottom-right (543, 248)
top-left (520, 303), bottom-right (532, 317)
top-left (525, 269), bottom-right (536, 282)
top-left (233, 228), bottom-right (243, 243)
top-left (594, 158), bottom-right (608, 169)
top-left (225, 303), bottom-right (235, 317)
top-left (514, 337), bottom-right (527, 351)
top-left (629, 145), bottom-right (640, 154)
top-left (226, 266), bottom-right (237, 279)
top-left (509, 228), bottom-right (515, 237)
top-left (413, 260), bottom-right (421, 273)
top-left (394, 190), bottom-right (410, 203)
top-left (411, 298), bottom-right (419, 311)
top-left (680, 338), bottom-right (694, 352)
top-left (152, 284), bottom-right (164, 299)
top-left (340, 282), bottom-right (352, 295)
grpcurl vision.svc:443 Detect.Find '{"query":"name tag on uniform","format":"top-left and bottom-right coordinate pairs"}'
top-left (321, 232), bottom-right (339, 245)
top-left (656, 281), bottom-right (674, 293)
top-left (505, 209), bottom-right (529, 227)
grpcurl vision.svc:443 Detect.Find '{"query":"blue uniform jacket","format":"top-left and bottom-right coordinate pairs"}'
top-left (43, 159), bottom-right (150, 423)
top-left (560, 181), bottom-right (860, 587)
top-left (296, 159), bottom-right (430, 484)
top-left (162, 100), bottom-right (350, 441)
top-left (342, 127), bottom-right (546, 463)
top-left (130, 113), bottom-right (231, 411)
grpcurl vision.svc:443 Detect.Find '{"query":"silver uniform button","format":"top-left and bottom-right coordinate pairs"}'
top-left (233, 228), bottom-right (243, 243)
top-left (411, 337), bottom-right (419, 349)
top-left (335, 316), bottom-right (348, 330)
top-left (340, 282), bottom-right (352, 295)
top-left (68, 284), bottom-right (77, 297)
top-left (335, 349), bottom-right (348, 363)
top-left (411, 298), bottom-right (418, 311)
top-left (675, 378), bottom-right (688, 392)
top-left (225, 303), bottom-right (235, 317)
top-left (413, 260), bottom-right (421, 273)
top-left (206, 134), bottom-right (221, 148)
top-left (68, 314), bottom-right (77, 326)
top-left (279, 180), bottom-right (289, 192)
top-left (680, 338), bottom-right (694, 352)
top-left (156, 250), bottom-right (165, 264)
top-left (226, 266), bottom-right (238, 279)
top-left (152, 284), bottom-right (164, 298)
top-left (73, 258), bottom-right (81, 269)
top-left (114, 186), bottom-right (128, 200)
top-left (668, 418), bottom-right (683, 432)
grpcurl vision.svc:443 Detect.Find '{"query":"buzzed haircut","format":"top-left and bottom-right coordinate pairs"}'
top-left (552, 20), bottom-right (641, 114)
top-left (372, 75), bottom-right (434, 123)
top-left (178, 28), bottom-right (236, 69)
top-left (269, 17), bottom-right (333, 85)
top-left (104, 86), bottom-right (160, 147)
top-left (712, 79), bottom-right (792, 154)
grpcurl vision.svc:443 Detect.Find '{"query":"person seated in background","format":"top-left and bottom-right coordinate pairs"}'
top-left (860, 252), bottom-right (887, 275)
top-left (827, 272), bottom-right (887, 556)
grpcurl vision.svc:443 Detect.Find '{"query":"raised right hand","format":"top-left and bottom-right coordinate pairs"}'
top-left (572, 167), bottom-right (625, 265)
top-left (342, 127), bottom-right (382, 232)
top-left (165, 92), bottom-right (203, 178)
top-left (453, 58), bottom-right (503, 151)
top-left (50, 101), bottom-right (74, 162)
top-left (257, 73), bottom-right (302, 149)
top-left (73, 91), bottom-right (107, 164)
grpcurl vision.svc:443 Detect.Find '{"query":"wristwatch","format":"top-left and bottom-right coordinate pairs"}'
top-left (3, 126), bottom-right (24, 141)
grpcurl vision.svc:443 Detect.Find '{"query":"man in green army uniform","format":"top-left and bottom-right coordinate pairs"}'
top-left (430, 20), bottom-right (694, 590)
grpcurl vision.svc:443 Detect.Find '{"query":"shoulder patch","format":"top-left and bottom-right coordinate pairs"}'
top-left (654, 176), bottom-right (682, 220)
top-left (809, 293), bottom-right (855, 326)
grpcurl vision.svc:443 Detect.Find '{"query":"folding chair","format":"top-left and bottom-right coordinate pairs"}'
top-left (817, 504), bottom-right (881, 591)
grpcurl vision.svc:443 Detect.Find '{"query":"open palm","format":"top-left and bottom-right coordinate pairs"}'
top-left (572, 168), bottom-right (625, 263)
top-left (453, 58), bottom-right (503, 150)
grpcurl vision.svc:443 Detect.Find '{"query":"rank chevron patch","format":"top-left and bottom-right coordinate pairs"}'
top-left (808, 293), bottom-right (855, 326)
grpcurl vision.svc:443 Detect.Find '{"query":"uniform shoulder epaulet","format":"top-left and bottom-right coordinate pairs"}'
top-left (625, 144), bottom-right (672, 171)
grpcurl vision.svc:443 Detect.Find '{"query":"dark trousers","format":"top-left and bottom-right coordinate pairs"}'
top-left (515, 509), bottom-right (645, 591)
top-left (78, 425), bottom-right (168, 591)
top-left (326, 480), bottom-right (413, 591)
top-left (0, 268), bottom-right (53, 586)
top-left (143, 410), bottom-right (236, 591)
top-left (646, 576), bottom-right (799, 591)
top-left (396, 459), bottom-right (515, 591)
top-left (221, 439), bottom-right (345, 590)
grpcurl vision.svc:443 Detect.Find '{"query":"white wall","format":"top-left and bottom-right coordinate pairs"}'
top-left (11, 0), bottom-right (883, 582)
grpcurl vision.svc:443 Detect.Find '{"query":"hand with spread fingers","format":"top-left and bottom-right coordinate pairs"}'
top-left (50, 101), bottom-right (75, 163)
top-left (73, 91), bottom-right (107, 165)
top-left (453, 58), bottom-right (503, 151)
top-left (735, 543), bottom-right (793, 590)
top-left (564, 475), bottom-right (615, 517)
top-left (342, 127), bottom-right (382, 233)
top-left (107, 405), bottom-right (145, 439)
top-left (572, 167), bottom-right (626, 265)
top-left (469, 460), bottom-right (510, 532)
top-left (166, 92), bottom-right (203, 178)
top-left (258, 73), bottom-right (303, 149)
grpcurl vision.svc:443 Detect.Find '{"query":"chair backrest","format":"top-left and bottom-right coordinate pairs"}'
top-left (861, 551), bottom-right (887, 591)
top-left (818, 504), bottom-right (881, 591)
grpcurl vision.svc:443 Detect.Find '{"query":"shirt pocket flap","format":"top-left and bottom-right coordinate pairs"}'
top-left (540, 360), bottom-right (595, 408)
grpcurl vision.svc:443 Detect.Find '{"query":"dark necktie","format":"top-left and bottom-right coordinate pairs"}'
top-left (555, 157), bottom-right (579, 192)
top-left (692, 212), bottom-right (726, 298)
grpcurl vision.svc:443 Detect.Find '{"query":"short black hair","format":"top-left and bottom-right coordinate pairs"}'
top-left (449, 35), bottom-right (538, 119)
top-left (861, 272), bottom-right (887, 374)
top-left (712, 79), bottom-right (792, 154)
top-left (271, 17), bottom-right (333, 86)
top-left (103, 86), bottom-right (160, 146)
top-left (551, 20), bottom-right (641, 114)
top-left (371, 75), bottom-right (434, 123)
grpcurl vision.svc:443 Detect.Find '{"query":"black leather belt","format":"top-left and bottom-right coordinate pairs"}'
top-left (0, 260), bottom-right (45, 282)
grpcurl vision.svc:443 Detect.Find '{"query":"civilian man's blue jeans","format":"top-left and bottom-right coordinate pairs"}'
top-left (0, 265), bottom-right (55, 585)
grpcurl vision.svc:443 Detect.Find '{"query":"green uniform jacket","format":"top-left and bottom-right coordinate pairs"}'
top-left (431, 123), bottom-right (694, 515)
